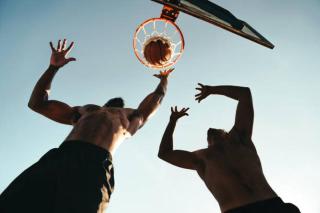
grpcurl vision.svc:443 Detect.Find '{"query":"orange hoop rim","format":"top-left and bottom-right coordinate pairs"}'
top-left (133, 17), bottom-right (185, 69)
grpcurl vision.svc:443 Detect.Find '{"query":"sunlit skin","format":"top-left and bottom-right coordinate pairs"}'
top-left (158, 85), bottom-right (277, 212)
top-left (28, 39), bottom-right (173, 154)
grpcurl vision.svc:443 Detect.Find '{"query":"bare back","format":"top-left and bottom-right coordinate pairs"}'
top-left (66, 105), bottom-right (142, 153)
top-left (196, 132), bottom-right (277, 212)
top-left (159, 86), bottom-right (279, 212)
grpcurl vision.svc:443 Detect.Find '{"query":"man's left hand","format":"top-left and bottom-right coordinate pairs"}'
top-left (170, 106), bottom-right (189, 121)
top-left (50, 39), bottom-right (76, 68)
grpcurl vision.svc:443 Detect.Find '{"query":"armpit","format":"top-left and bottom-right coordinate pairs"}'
top-left (127, 110), bottom-right (145, 131)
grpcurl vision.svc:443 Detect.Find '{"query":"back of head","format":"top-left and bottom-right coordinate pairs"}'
top-left (104, 97), bottom-right (124, 108)
top-left (207, 128), bottom-right (228, 146)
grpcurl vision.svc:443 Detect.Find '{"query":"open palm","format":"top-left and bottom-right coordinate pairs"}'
top-left (153, 68), bottom-right (174, 79)
top-left (170, 106), bottom-right (189, 121)
top-left (195, 83), bottom-right (210, 103)
top-left (50, 39), bottom-right (76, 68)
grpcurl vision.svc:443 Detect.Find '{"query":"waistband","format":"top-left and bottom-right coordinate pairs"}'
top-left (59, 140), bottom-right (112, 162)
top-left (225, 197), bottom-right (284, 213)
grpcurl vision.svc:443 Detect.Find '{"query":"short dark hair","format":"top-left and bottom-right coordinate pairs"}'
top-left (103, 97), bottom-right (124, 108)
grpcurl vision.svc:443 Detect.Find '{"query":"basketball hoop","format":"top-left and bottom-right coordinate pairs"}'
top-left (133, 18), bottom-right (185, 69)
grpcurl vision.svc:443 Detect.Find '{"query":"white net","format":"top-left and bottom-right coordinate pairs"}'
top-left (133, 18), bottom-right (184, 69)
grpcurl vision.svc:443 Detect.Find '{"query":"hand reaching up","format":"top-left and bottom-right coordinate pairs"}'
top-left (49, 39), bottom-right (76, 68)
top-left (170, 106), bottom-right (189, 121)
top-left (153, 68), bottom-right (174, 80)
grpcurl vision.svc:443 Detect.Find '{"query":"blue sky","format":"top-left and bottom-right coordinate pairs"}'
top-left (0, 0), bottom-right (319, 212)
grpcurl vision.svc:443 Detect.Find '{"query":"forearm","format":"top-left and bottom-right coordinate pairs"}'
top-left (137, 78), bottom-right (168, 122)
top-left (28, 65), bottom-right (59, 108)
top-left (153, 77), bottom-right (168, 102)
top-left (158, 118), bottom-right (177, 158)
top-left (158, 117), bottom-right (199, 170)
top-left (208, 85), bottom-right (250, 101)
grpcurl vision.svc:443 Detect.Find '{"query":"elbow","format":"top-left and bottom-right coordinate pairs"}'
top-left (243, 87), bottom-right (251, 94)
top-left (241, 87), bottom-right (252, 99)
top-left (158, 150), bottom-right (168, 161)
top-left (28, 100), bottom-right (42, 112)
top-left (158, 148), bottom-right (173, 162)
top-left (28, 101), bottom-right (36, 110)
top-left (158, 151), bottom-right (165, 160)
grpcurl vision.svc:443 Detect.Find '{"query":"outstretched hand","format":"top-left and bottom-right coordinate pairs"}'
top-left (170, 106), bottom-right (189, 121)
top-left (195, 83), bottom-right (210, 103)
top-left (50, 39), bottom-right (76, 68)
top-left (153, 68), bottom-right (174, 79)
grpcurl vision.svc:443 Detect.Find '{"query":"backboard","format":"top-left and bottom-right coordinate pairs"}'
top-left (151, 0), bottom-right (274, 49)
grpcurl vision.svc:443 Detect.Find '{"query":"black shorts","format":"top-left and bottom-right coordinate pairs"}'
top-left (225, 197), bottom-right (300, 213)
top-left (0, 140), bottom-right (114, 213)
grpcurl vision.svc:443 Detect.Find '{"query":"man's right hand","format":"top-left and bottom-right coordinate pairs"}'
top-left (153, 68), bottom-right (174, 80)
top-left (195, 83), bottom-right (211, 103)
top-left (50, 39), bottom-right (76, 68)
top-left (170, 106), bottom-right (189, 121)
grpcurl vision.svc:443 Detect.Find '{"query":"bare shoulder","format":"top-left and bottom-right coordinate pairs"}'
top-left (69, 104), bottom-right (101, 124)
top-left (228, 127), bottom-right (253, 144)
top-left (123, 108), bottom-right (136, 114)
top-left (193, 149), bottom-right (207, 158)
top-left (196, 148), bottom-right (215, 161)
top-left (73, 104), bottom-right (101, 115)
top-left (193, 149), bottom-right (207, 177)
top-left (81, 104), bottom-right (101, 111)
top-left (228, 127), bottom-right (257, 154)
top-left (192, 149), bottom-right (208, 167)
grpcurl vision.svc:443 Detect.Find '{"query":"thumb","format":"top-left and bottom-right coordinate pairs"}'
top-left (66, 57), bottom-right (76, 63)
top-left (153, 74), bottom-right (160, 79)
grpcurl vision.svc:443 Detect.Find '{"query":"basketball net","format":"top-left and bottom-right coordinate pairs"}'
top-left (133, 18), bottom-right (185, 69)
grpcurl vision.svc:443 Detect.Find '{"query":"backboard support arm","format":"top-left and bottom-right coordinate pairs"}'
top-left (161, 5), bottom-right (180, 22)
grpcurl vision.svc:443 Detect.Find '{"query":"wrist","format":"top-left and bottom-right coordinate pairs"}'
top-left (49, 64), bottom-right (60, 71)
top-left (208, 86), bottom-right (216, 94)
top-left (169, 117), bottom-right (178, 122)
top-left (160, 77), bottom-right (168, 84)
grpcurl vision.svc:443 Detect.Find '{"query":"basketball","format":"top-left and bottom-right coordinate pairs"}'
top-left (143, 38), bottom-right (173, 66)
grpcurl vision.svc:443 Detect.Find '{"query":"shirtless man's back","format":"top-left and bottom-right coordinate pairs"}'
top-left (158, 85), bottom-right (300, 213)
top-left (0, 39), bottom-right (173, 213)
top-left (66, 106), bottom-right (140, 153)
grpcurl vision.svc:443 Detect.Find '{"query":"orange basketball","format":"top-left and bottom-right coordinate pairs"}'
top-left (143, 39), bottom-right (172, 66)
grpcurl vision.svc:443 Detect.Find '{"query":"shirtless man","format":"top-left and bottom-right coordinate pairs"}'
top-left (158, 84), bottom-right (300, 213)
top-left (0, 39), bottom-right (173, 213)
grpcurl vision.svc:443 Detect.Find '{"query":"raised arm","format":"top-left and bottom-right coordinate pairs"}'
top-left (28, 39), bottom-right (77, 125)
top-left (134, 69), bottom-right (173, 126)
top-left (158, 107), bottom-right (202, 170)
top-left (195, 84), bottom-right (254, 138)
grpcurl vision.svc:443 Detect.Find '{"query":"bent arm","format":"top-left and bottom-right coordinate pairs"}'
top-left (158, 118), bottom-right (200, 170)
top-left (208, 86), bottom-right (254, 138)
top-left (28, 65), bottom-right (75, 125)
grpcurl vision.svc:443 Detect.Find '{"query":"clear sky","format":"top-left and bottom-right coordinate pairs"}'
top-left (1, 0), bottom-right (319, 212)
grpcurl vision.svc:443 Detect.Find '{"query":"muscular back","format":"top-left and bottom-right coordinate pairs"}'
top-left (28, 40), bottom-right (171, 155)
top-left (66, 105), bottom-right (142, 153)
top-left (197, 131), bottom-right (277, 212)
